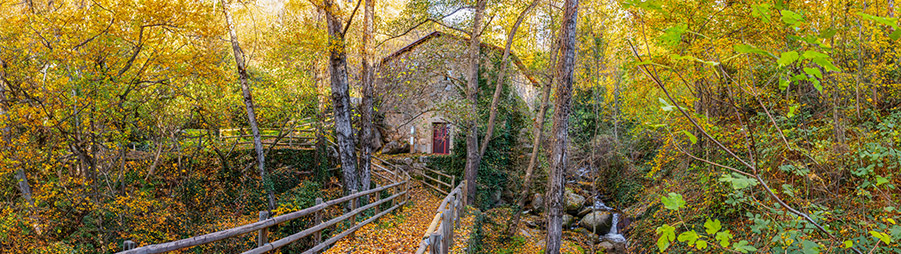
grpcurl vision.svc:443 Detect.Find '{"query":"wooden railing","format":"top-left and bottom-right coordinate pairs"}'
top-left (119, 166), bottom-right (411, 254)
top-left (415, 181), bottom-right (466, 254)
top-left (218, 116), bottom-right (333, 149)
top-left (219, 128), bottom-right (316, 148)
top-left (374, 156), bottom-right (455, 195)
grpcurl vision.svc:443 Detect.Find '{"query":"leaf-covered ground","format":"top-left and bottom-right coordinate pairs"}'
top-left (324, 182), bottom-right (475, 253)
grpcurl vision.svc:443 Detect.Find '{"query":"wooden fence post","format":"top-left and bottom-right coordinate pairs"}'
top-left (349, 189), bottom-right (358, 237)
top-left (257, 211), bottom-right (269, 247)
top-left (453, 194), bottom-right (461, 225)
top-left (429, 232), bottom-right (442, 254)
top-left (462, 181), bottom-right (467, 212)
top-left (314, 197), bottom-right (323, 246)
top-left (375, 189), bottom-right (382, 215)
top-left (406, 174), bottom-right (411, 202)
top-left (123, 240), bottom-right (136, 251)
top-left (442, 209), bottom-right (452, 254)
top-left (451, 175), bottom-right (455, 192)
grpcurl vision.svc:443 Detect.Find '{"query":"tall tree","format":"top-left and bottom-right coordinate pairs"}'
top-left (509, 0), bottom-right (557, 235)
top-left (220, 0), bottom-right (276, 211)
top-left (544, 0), bottom-right (578, 252)
top-left (0, 57), bottom-right (40, 234)
top-left (359, 0), bottom-right (375, 195)
top-left (464, 0), bottom-right (487, 205)
top-left (324, 0), bottom-right (361, 193)
top-left (478, 0), bottom-right (539, 157)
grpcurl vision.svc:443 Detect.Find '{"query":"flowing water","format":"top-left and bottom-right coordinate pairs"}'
top-left (603, 213), bottom-right (627, 243)
top-left (594, 199), bottom-right (626, 243)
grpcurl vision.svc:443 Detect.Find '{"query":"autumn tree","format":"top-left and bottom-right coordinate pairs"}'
top-left (544, 0), bottom-right (578, 252)
top-left (464, 0), bottom-right (487, 205)
top-left (220, 0), bottom-right (276, 211)
top-left (322, 0), bottom-right (361, 194)
top-left (478, 0), bottom-right (539, 158)
top-left (509, 0), bottom-right (556, 235)
top-left (359, 0), bottom-right (375, 196)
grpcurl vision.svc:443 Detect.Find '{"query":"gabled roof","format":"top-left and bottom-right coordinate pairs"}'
top-left (380, 31), bottom-right (539, 86)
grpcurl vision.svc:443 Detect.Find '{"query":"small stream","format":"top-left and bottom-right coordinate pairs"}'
top-left (603, 213), bottom-right (626, 242)
top-left (576, 166), bottom-right (628, 250)
top-left (593, 197), bottom-right (627, 244)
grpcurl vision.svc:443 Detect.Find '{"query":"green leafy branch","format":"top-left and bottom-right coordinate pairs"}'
top-left (655, 192), bottom-right (757, 253)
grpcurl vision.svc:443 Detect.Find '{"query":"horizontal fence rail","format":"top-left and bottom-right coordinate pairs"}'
top-left (119, 165), bottom-right (410, 254)
top-left (415, 181), bottom-right (466, 254)
top-left (373, 156), bottom-right (454, 195)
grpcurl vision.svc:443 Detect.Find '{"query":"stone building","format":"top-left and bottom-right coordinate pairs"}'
top-left (376, 31), bottom-right (539, 155)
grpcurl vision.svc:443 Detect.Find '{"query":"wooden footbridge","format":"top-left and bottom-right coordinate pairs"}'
top-left (118, 150), bottom-right (468, 254)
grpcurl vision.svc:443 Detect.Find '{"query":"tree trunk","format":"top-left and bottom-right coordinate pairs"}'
top-left (325, 0), bottom-right (360, 194)
top-left (464, 0), bottom-right (487, 205)
top-left (220, 0), bottom-right (275, 211)
top-left (478, 0), bottom-right (538, 158)
top-left (1, 63), bottom-right (40, 234)
top-left (359, 0), bottom-right (375, 198)
top-left (544, 0), bottom-right (578, 252)
top-left (507, 0), bottom-right (552, 236)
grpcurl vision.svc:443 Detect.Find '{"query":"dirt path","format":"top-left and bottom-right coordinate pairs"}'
top-left (324, 182), bottom-right (474, 253)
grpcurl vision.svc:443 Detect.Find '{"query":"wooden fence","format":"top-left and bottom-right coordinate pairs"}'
top-left (218, 116), bottom-right (334, 149)
top-left (374, 156), bottom-right (455, 195)
top-left (219, 128), bottom-right (316, 149)
top-left (118, 165), bottom-right (411, 254)
top-left (415, 181), bottom-right (467, 254)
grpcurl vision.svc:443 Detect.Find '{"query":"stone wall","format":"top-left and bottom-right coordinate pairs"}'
top-left (376, 33), bottom-right (537, 154)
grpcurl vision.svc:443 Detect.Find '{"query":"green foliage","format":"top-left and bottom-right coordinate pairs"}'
top-left (661, 193), bottom-right (685, 210)
top-left (718, 173), bottom-right (759, 190)
top-left (676, 230), bottom-right (699, 245)
top-left (705, 219), bottom-right (722, 235)
top-left (734, 44), bottom-right (770, 56)
top-left (779, 10), bottom-right (804, 26)
top-left (777, 51), bottom-right (799, 67)
top-left (655, 224), bottom-right (676, 252)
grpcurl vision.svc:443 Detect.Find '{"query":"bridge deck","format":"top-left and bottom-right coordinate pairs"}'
top-left (324, 181), bottom-right (474, 254)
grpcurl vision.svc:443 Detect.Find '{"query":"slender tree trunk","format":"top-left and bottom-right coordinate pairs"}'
top-left (0, 60), bottom-right (32, 205)
top-left (545, 0), bottom-right (578, 252)
top-left (508, 0), bottom-right (557, 235)
top-left (478, 0), bottom-right (538, 158)
top-left (220, 0), bottom-right (275, 211)
top-left (1, 63), bottom-right (40, 235)
top-left (464, 0), bottom-right (487, 205)
top-left (359, 0), bottom-right (375, 198)
top-left (325, 0), bottom-right (360, 194)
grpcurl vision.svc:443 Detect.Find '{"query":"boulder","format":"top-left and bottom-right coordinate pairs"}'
top-left (577, 207), bottom-right (592, 217)
top-left (565, 188), bottom-right (586, 214)
top-left (371, 128), bottom-right (383, 151)
top-left (597, 241), bottom-right (615, 252)
top-left (598, 237), bottom-right (627, 254)
top-left (579, 211), bottom-right (614, 235)
top-left (563, 214), bottom-right (575, 228)
top-left (381, 141), bottom-right (409, 155)
top-left (531, 193), bottom-right (544, 212)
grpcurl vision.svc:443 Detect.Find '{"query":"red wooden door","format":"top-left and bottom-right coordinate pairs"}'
top-left (432, 123), bottom-right (449, 154)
